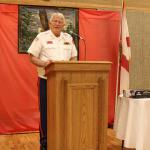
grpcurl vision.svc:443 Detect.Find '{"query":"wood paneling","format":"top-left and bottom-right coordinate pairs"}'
top-left (0, 0), bottom-right (150, 11)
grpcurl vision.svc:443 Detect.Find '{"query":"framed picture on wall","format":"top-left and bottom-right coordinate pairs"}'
top-left (18, 6), bottom-right (79, 53)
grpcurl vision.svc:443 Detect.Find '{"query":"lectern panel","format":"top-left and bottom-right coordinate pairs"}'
top-left (66, 83), bottom-right (98, 150)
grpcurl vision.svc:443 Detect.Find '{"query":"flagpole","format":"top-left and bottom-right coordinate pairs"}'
top-left (116, 0), bottom-right (124, 95)
top-left (116, 5), bottom-right (124, 149)
top-left (115, 0), bottom-right (126, 97)
top-left (114, 0), bottom-right (131, 128)
top-left (114, 0), bottom-right (124, 129)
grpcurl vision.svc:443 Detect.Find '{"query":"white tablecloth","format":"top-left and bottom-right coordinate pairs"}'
top-left (114, 97), bottom-right (150, 150)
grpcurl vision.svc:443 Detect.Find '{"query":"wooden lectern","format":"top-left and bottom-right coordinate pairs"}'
top-left (45, 61), bottom-right (111, 150)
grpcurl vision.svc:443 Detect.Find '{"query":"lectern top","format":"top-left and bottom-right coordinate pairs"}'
top-left (45, 61), bottom-right (111, 75)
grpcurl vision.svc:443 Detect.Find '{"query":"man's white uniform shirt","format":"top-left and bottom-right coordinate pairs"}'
top-left (28, 30), bottom-right (77, 78)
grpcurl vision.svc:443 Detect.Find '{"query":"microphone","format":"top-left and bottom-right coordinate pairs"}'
top-left (69, 31), bottom-right (84, 40)
top-left (69, 31), bottom-right (87, 61)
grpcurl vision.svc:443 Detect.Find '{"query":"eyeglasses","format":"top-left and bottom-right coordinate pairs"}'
top-left (51, 19), bottom-right (64, 25)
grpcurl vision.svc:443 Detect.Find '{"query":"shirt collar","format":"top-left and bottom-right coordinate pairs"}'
top-left (49, 30), bottom-right (64, 40)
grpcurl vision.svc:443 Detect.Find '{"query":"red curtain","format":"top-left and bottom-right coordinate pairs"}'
top-left (0, 5), bottom-right (120, 133)
top-left (79, 9), bottom-right (120, 124)
top-left (0, 4), bottom-right (39, 133)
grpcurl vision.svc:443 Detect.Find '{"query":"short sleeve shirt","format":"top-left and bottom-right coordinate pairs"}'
top-left (27, 30), bottom-right (77, 78)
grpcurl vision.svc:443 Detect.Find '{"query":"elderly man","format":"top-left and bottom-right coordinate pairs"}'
top-left (27, 12), bottom-right (77, 150)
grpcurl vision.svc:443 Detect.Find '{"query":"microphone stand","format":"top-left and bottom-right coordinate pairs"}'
top-left (69, 31), bottom-right (86, 61)
top-left (81, 38), bottom-right (86, 61)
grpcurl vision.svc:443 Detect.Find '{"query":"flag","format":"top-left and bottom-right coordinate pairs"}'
top-left (119, 0), bottom-right (131, 94)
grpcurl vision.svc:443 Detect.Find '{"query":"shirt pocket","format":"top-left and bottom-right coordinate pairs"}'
top-left (63, 44), bottom-right (72, 60)
top-left (43, 44), bottom-right (56, 60)
top-left (63, 44), bottom-right (72, 51)
top-left (44, 44), bottom-right (56, 50)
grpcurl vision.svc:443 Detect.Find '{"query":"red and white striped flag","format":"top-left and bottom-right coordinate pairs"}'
top-left (119, 0), bottom-right (131, 94)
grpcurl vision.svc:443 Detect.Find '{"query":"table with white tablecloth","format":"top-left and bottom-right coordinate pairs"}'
top-left (114, 97), bottom-right (150, 150)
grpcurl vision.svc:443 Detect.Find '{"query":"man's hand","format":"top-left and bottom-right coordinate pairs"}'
top-left (44, 60), bottom-right (52, 67)
top-left (70, 56), bottom-right (77, 61)
top-left (29, 54), bottom-right (52, 67)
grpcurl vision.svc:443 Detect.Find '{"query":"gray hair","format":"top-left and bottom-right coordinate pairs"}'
top-left (49, 12), bottom-right (66, 24)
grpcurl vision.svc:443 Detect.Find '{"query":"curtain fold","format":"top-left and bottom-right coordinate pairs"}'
top-left (0, 4), bottom-right (39, 134)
